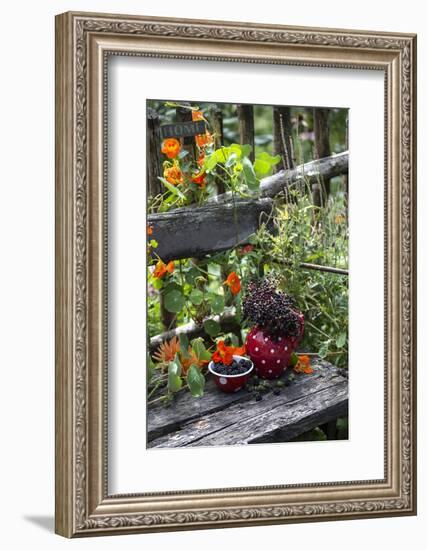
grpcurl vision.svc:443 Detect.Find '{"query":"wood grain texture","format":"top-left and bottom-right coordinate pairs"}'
top-left (148, 361), bottom-right (348, 447)
top-left (148, 198), bottom-right (274, 262)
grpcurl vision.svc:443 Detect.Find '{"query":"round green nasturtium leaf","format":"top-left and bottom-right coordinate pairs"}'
top-left (163, 282), bottom-right (183, 295)
top-left (185, 267), bottom-right (199, 285)
top-left (187, 365), bottom-right (205, 398)
top-left (189, 289), bottom-right (204, 305)
top-left (204, 319), bottom-right (221, 338)
top-left (163, 290), bottom-right (185, 313)
top-left (210, 294), bottom-right (225, 315)
top-left (168, 361), bottom-right (183, 393)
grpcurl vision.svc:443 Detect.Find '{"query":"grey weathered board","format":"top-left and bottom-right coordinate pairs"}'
top-left (149, 198), bottom-right (274, 263)
top-left (147, 360), bottom-right (348, 448)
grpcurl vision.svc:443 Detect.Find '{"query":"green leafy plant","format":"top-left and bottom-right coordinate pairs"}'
top-left (149, 336), bottom-right (212, 404)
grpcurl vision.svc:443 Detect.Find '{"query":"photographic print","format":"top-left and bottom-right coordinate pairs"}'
top-left (146, 100), bottom-right (349, 448)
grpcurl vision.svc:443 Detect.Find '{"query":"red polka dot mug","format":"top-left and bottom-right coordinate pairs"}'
top-left (208, 355), bottom-right (254, 393)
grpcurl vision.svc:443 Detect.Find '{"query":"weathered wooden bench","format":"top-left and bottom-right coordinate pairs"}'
top-left (147, 359), bottom-right (348, 448)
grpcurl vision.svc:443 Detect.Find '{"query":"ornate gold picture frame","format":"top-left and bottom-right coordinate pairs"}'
top-left (55, 11), bottom-right (417, 537)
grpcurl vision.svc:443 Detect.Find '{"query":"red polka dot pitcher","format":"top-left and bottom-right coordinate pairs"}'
top-left (245, 313), bottom-right (304, 379)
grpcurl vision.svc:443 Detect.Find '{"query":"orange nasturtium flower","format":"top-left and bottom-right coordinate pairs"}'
top-left (197, 151), bottom-right (205, 167)
top-left (161, 138), bottom-right (181, 159)
top-left (195, 131), bottom-right (214, 148)
top-left (294, 355), bottom-right (313, 374)
top-left (191, 172), bottom-right (206, 187)
top-left (192, 110), bottom-right (204, 121)
top-left (147, 224), bottom-right (153, 236)
top-left (212, 340), bottom-right (246, 366)
top-left (163, 164), bottom-right (183, 185)
top-left (223, 271), bottom-right (241, 295)
top-left (152, 259), bottom-right (174, 279)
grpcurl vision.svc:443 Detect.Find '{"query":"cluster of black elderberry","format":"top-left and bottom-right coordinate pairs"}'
top-left (242, 279), bottom-right (301, 340)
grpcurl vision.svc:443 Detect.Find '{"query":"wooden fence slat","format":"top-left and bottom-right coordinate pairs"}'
top-left (237, 104), bottom-right (255, 161)
top-left (146, 107), bottom-right (162, 199)
top-left (313, 108), bottom-right (332, 204)
top-left (209, 105), bottom-right (225, 194)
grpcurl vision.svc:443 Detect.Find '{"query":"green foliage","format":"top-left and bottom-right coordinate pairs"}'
top-left (189, 288), bottom-right (204, 305)
top-left (163, 289), bottom-right (185, 313)
top-left (168, 359), bottom-right (183, 393)
top-left (209, 294), bottom-right (225, 314)
top-left (187, 365), bottom-right (206, 397)
top-left (253, 152), bottom-right (281, 178)
top-left (204, 319), bottom-right (221, 338)
top-left (191, 338), bottom-right (212, 362)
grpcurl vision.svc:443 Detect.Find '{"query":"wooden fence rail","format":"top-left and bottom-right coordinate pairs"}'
top-left (149, 198), bottom-right (273, 263)
top-left (148, 151), bottom-right (348, 262)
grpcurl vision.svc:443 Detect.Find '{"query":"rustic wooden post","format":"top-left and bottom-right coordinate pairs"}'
top-left (176, 102), bottom-right (196, 160)
top-left (343, 114), bottom-right (349, 207)
top-left (313, 108), bottom-right (332, 203)
top-left (273, 106), bottom-right (294, 171)
top-left (210, 105), bottom-right (225, 193)
top-left (237, 104), bottom-right (255, 161)
top-left (146, 107), bottom-right (163, 199)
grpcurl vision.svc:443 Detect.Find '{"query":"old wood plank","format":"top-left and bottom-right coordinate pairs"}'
top-left (148, 198), bottom-right (273, 263)
top-left (147, 376), bottom-right (252, 442)
top-left (148, 361), bottom-right (346, 446)
top-left (150, 377), bottom-right (347, 448)
top-left (247, 385), bottom-right (348, 444)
